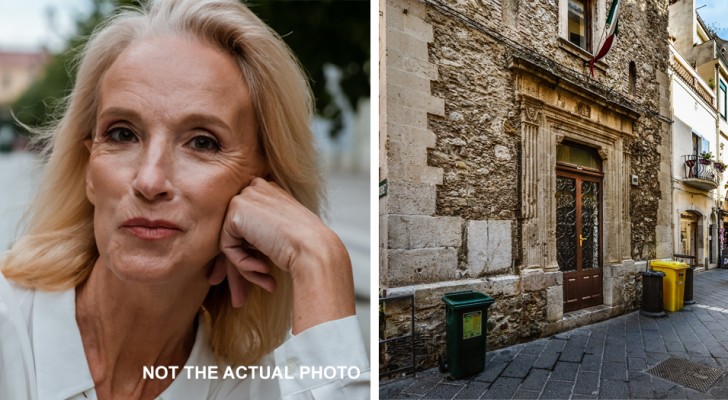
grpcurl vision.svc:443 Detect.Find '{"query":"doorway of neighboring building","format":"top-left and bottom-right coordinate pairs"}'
top-left (555, 142), bottom-right (603, 313)
top-left (680, 211), bottom-right (699, 263)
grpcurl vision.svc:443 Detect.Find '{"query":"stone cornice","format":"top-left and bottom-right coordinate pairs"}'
top-left (508, 54), bottom-right (642, 123)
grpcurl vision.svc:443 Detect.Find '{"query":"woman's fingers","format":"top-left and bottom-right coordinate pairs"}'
top-left (225, 258), bottom-right (248, 308)
top-left (217, 243), bottom-right (277, 307)
top-left (241, 271), bottom-right (277, 294)
top-left (218, 177), bottom-right (352, 322)
top-left (220, 244), bottom-right (270, 275)
top-left (220, 178), bottom-right (318, 274)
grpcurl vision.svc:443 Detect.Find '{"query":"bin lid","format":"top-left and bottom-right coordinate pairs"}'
top-left (442, 291), bottom-right (495, 309)
top-left (650, 260), bottom-right (689, 270)
top-left (641, 270), bottom-right (666, 277)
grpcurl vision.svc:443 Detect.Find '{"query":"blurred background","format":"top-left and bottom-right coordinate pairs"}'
top-left (0, 0), bottom-right (371, 352)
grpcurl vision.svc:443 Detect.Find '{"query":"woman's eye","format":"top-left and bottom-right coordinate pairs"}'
top-left (188, 135), bottom-right (221, 152)
top-left (104, 127), bottom-right (137, 143)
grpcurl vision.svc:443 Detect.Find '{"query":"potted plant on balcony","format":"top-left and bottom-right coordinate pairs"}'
top-left (715, 160), bottom-right (727, 172)
top-left (700, 151), bottom-right (714, 165)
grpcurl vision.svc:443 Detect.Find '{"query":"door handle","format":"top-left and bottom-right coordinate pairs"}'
top-left (580, 234), bottom-right (586, 247)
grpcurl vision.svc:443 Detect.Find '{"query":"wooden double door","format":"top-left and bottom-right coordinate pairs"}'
top-left (556, 167), bottom-right (603, 313)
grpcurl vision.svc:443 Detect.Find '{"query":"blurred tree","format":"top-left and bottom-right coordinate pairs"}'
top-left (251, 0), bottom-right (370, 132)
top-left (13, 0), bottom-right (370, 137)
top-left (13, 0), bottom-right (140, 131)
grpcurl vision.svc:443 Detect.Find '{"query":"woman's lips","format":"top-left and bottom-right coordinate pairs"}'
top-left (121, 218), bottom-right (182, 240)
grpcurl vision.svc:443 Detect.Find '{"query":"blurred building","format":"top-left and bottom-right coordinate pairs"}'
top-left (0, 49), bottom-right (49, 150)
top-left (0, 50), bottom-right (48, 106)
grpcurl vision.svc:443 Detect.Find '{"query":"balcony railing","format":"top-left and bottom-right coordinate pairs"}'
top-left (683, 154), bottom-right (721, 191)
top-left (670, 49), bottom-right (716, 110)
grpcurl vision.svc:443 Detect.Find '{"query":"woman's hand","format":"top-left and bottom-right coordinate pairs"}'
top-left (208, 177), bottom-right (356, 334)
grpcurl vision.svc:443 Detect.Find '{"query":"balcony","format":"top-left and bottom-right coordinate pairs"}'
top-left (683, 155), bottom-right (721, 191)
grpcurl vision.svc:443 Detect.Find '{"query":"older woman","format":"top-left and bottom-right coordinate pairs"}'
top-left (0, 0), bottom-right (369, 399)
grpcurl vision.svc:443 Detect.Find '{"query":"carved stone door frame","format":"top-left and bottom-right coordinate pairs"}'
top-left (511, 54), bottom-right (640, 319)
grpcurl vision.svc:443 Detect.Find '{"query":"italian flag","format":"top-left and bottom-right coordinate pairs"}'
top-left (588, 0), bottom-right (620, 77)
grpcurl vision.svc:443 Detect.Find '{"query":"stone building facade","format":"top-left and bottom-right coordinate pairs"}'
top-left (380, 0), bottom-right (673, 371)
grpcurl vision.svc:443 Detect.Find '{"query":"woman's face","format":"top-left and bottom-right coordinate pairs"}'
top-left (86, 36), bottom-right (265, 284)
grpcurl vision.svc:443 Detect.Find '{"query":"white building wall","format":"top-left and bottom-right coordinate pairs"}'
top-left (671, 58), bottom-right (719, 267)
top-left (672, 77), bottom-right (717, 143)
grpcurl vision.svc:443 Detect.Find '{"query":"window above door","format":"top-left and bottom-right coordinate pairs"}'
top-left (567, 0), bottom-right (590, 50)
top-left (557, 141), bottom-right (603, 172)
top-left (559, 0), bottom-right (607, 55)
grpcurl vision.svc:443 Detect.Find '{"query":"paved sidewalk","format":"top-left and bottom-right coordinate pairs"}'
top-left (381, 268), bottom-right (728, 399)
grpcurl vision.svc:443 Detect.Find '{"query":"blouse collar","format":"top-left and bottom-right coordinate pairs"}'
top-left (31, 288), bottom-right (214, 400)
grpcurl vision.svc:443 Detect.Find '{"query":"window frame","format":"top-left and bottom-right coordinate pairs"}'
top-left (559, 0), bottom-right (607, 56)
top-left (720, 80), bottom-right (727, 121)
top-left (567, 0), bottom-right (592, 52)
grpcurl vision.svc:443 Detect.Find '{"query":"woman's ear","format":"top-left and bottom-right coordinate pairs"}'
top-left (84, 140), bottom-right (96, 206)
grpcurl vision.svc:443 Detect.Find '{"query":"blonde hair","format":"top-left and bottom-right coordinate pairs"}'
top-left (2, 0), bottom-right (321, 365)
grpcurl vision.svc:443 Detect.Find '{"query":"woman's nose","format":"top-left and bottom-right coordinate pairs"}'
top-left (132, 144), bottom-right (174, 201)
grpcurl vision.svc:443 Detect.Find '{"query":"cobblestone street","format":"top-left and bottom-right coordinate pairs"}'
top-left (381, 268), bottom-right (728, 399)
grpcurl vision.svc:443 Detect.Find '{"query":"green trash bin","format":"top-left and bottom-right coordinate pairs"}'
top-left (442, 291), bottom-right (495, 379)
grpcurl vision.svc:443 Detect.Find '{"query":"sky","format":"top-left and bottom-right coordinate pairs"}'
top-left (696, 0), bottom-right (728, 40)
top-left (0, 0), bottom-right (91, 52)
top-left (0, 0), bottom-right (726, 53)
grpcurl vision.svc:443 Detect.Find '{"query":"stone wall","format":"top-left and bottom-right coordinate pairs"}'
top-left (424, 0), bottom-right (670, 265)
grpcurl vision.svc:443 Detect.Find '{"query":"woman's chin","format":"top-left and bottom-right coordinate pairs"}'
top-left (101, 254), bottom-right (205, 286)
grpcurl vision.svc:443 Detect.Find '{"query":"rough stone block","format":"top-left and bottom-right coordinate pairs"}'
top-left (401, 0), bottom-right (427, 19)
top-left (438, 216), bottom-right (462, 247)
top-left (386, 180), bottom-right (436, 215)
top-left (427, 96), bottom-right (445, 116)
top-left (401, 57), bottom-right (436, 83)
top-left (406, 277), bottom-right (519, 309)
top-left (547, 285), bottom-right (563, 321)
top-left (411, 165), bottom-right (443, 185)
top-left (387, 66), bottom-right (431, 94)
top-left (380, 214), bottom-right (389, 287)
top-left (409, 127), bottom-right (437, 149)
top-left (386, 103), bottom-right (427, 128)
top-left (654, 226), bottom-right (672, 259)
top-left (403, 13), bottom-right (433, 42)
top-left (387, 215), bottom-right (463, 249)
top-left (387, 248), bottom-right (458, 286)
top-left (521, 271), bottom-right (559, 292)
top-left (388, 138), bottom-right (426, 170)
top-left (387, 84), bottom-right (431, 111)
top-left (385, 0), bottom-right (428, 31)
top-left (603, 278), bottom-right (614, 306)
top-left (467, 220), bottom-right (513, 274)
top-left (484, 275), bottom-right (520, 297)
top-left (603, 273), bottom-right (626, 307)
top-left (388, 28), bottom-right (430, 60)
top-left (386, 215), bottom-right (409, 249)
top-left (408, 215), bottom-right (459, 248)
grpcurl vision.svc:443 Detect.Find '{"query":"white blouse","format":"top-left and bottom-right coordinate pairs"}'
top-left (0, 274), bottom-right (370, 399)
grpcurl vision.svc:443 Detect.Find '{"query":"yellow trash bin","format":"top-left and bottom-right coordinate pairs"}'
top-left (650, 260), bottom-right (689, 312)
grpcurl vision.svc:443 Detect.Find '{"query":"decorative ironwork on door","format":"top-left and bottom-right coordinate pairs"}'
top-left (556, 170), bottom-right (603, 312)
